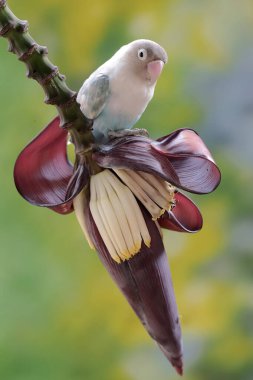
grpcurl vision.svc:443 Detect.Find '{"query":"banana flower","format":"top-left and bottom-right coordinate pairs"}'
top-left (14, 117), bottom-right (221, 375)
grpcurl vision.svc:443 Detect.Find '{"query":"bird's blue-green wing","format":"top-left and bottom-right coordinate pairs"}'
top-left (77, 74), bottom-right (110, 119)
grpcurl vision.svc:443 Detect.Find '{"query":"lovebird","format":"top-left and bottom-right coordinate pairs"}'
top-left (77, 39), bottom-right (168, 142)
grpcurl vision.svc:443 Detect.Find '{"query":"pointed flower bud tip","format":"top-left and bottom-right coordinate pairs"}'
top-left (175, 365), bottom-right (183, 376)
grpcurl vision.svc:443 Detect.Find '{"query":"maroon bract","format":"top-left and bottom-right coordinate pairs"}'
top-left (14, 117), bottom-right (88, 214)
top-left (14, 117), bottom-right (221, 375)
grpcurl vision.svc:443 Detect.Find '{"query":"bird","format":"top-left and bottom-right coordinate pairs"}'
top-left (77, 39), bottom-right (168, 142)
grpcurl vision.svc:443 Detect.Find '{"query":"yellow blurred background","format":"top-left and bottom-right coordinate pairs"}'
top-left (1, 1), bottom-right (253, 379)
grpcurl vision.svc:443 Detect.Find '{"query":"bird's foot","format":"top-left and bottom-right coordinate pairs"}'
top-left (108, 128), bottom-right (149, 139)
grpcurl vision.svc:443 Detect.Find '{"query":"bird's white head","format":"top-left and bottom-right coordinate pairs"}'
top-left (115, 39), bottom-right (168, 85)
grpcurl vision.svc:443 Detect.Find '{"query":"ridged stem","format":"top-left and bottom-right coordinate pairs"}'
top-left (0, 0), bottom-right (93, 151)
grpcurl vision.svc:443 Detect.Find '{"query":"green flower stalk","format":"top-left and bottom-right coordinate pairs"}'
top-left (0, 0), bottom-right (93, 154)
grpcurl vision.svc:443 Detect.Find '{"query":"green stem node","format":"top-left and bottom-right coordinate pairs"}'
top-left (0, 1), bottom-right (94, 151)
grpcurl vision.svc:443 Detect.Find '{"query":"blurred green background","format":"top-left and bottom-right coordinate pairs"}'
top-left (1, 1), bottom-right (253, 379)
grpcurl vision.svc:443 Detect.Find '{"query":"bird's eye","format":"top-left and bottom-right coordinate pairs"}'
top-left (138, 48), bottom-right (147, 61)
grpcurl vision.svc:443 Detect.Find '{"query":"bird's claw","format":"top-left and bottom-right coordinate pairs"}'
top-left (108, 128), bottom-right (149, 139)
